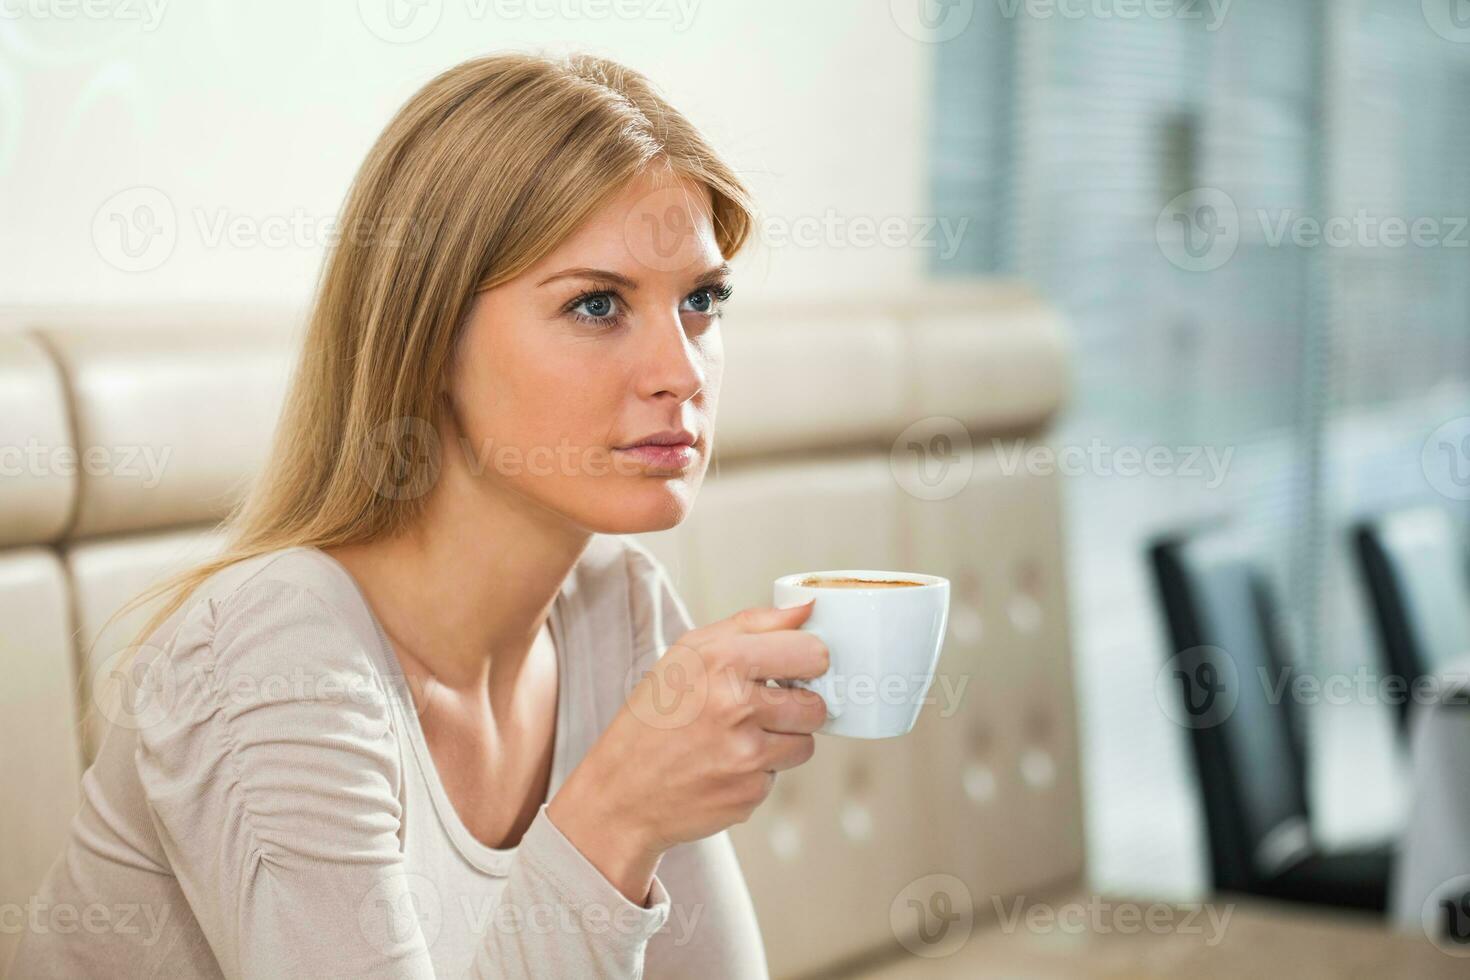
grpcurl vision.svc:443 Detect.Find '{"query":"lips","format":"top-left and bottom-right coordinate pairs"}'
top-left (616, 429), bottom-right (697, 450)
top-left (616, 444), bottom-right (697, 470)
top-left (613, 430), bottom-right (700, 472)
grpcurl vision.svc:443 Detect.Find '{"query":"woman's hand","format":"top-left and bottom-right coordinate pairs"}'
top-left (546, 600), bottom-right (829, 904)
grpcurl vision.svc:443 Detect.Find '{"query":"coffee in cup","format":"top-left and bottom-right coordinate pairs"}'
top-left (774, 569), bottom-right (950, 738)
top-left (797, 575), bottom-right (927, 589)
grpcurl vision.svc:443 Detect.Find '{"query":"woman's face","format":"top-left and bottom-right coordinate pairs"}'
top-left (447, 169), bottom-right (730, 535)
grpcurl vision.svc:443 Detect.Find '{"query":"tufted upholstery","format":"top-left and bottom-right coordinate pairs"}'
top-left (0, 286), bottom-right (1080, 977)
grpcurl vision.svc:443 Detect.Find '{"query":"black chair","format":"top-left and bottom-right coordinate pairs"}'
top-left (1149, 533), bottom-right (1392, 913)
top-left (1353, 506), bottom-right (1470, 732)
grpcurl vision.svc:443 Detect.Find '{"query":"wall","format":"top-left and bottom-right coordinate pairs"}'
top-left (0, 0), bottom-right (937, 308)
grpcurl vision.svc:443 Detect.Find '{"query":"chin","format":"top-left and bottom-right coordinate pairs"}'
top-left (571, 475), bottom-right (701, 535)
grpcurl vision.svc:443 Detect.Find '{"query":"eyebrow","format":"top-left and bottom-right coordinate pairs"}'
top-left (537, 262), bottom-right (732, 290)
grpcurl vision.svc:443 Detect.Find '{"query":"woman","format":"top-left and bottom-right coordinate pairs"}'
top-left (12, 52), bottom-right (829, 978)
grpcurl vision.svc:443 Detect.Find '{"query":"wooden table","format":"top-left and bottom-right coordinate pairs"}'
top-left (837, 891), bottom-right (1464, 979)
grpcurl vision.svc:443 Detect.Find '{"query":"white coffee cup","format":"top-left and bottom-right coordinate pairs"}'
top-left (773, 570), bottom-right (950, 739)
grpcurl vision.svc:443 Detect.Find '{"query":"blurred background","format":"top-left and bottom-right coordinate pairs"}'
top-left (3, 1), bottom-right (1470, 977)
top-left (931, 0), bottom-right (1470, 903)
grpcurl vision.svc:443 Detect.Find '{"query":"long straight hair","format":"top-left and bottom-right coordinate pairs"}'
top-left (103, 51), bottom-right (755, 674)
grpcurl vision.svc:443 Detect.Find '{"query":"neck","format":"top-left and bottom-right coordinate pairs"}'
top-left (326, 444), bottom-right (591, 698)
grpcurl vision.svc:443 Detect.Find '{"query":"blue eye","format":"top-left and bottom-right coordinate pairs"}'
top-left (565, 281), bottom-right (733, 327)
top-left (682, 281), bottom-right (734, 316)
top-left (568, 291), bottom-right (620, 323)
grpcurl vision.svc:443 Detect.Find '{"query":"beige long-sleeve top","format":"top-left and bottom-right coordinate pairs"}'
top-left (9, 538), bottom-right (767, 979)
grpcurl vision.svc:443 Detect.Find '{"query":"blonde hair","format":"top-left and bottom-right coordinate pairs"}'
top-left (102, 51), bottom-right (754, 672)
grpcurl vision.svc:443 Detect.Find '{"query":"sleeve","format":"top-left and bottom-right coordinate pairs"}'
top-left (136, 577), bottom-right (438, 978)
top-left (624, 541), bottom-right (772, 979)
top-left (136, 576), bottom-right (673, 979)
top-left (465, 804), bottom-right (673, 978)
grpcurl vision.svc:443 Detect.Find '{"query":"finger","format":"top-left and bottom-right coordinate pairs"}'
top-left (707, 601), bottom-right (816, 640)
top-left (749, 684), bottom-right (828, 734)
top-left (759, 732), bottom-right (816, 773)
top-left (717, 628), bottom-right (829, 682)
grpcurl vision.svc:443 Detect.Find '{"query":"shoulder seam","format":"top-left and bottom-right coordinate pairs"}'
top-left (211, 565), bottom-right (385, 668)
top-left (206, 546), bottom-right (317, 611)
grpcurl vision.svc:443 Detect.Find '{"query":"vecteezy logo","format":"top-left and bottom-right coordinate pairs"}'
top-left (1423, 0), bottom-right (1470, 43)
top-left (1422, 416), bottom-right (1470, 501)
top-left (0, 1), bottom-right (156, 68)
top-left (622, 181), bottom-right (706, 274)
top-left (645, 207), bottom-right (692, 260)
top-left (358, 0), bottom-right (442, 43)
top-left (651, 662), bottom-right (694, 715)
top-left (1444, 893), bottom-right (1470, 946)
top-left (1155, 645), bottom-right (1239, 729)
top-left (1179, 661), bottom-right (1221, 713)
top-left (358, 416), bottom-right (441, 500)
top-left (1422, 874), bottom-right (1470, 957)
top-left (92, 186), bottom-right (177, 272)
top-left (890, 874), bottom-right (974, 958)
top-left (890, 416), bottom-right (974, 501)
top-left (889, 0), bottom-right (975, 43)
top-left (622, 646), bottom-right (710, 730)
top-left (92, 644), bottom-right (175, 733)
top-left (1156, 188), bottom-right (1239, 272)
top-left (359, 873), bottom-right (443, 955)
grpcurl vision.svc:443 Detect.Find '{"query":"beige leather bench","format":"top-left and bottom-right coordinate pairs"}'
top-left (0, 286), bottom-right (1081, 977)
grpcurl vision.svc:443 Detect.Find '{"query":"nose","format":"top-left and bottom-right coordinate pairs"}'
top-left (636, 307), bottom-right (709, 404)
